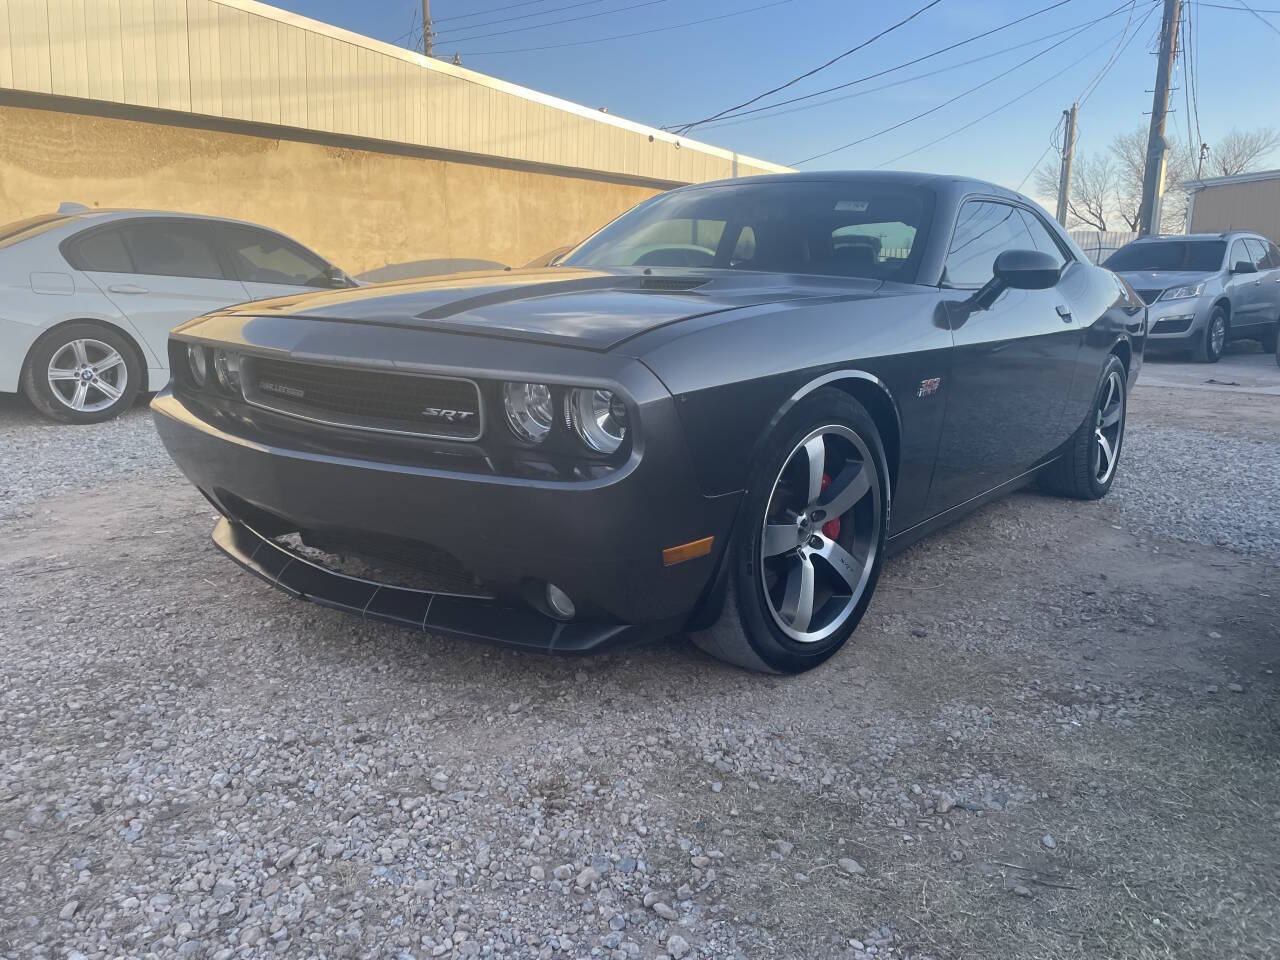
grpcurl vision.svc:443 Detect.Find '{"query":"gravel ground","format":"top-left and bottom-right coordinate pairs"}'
top-left (1, 386), bottom-right (1277, 960)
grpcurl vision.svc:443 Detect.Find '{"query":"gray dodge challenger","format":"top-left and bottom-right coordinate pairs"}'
top-left (153, 172), bottom-right (1146, 673)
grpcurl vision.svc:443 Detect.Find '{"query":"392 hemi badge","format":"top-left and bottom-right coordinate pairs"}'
top-left (917, 377), bottom-right (942, 398)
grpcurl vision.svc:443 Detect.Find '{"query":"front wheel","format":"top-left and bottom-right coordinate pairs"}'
top-left (1039, 355), bottom-right (1127, 500)
top-left (689, 388), bottom-right (889, 674)
top-left (1192, 306), bottom-right (1228, 363)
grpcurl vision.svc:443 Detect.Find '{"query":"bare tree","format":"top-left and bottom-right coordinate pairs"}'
top-left (1034, 154), bottom-right (1117, 231)
top-left (1201, 126), bottom-right (1280, 178)
top-left (1109, 128), bottom-right (1195, 232)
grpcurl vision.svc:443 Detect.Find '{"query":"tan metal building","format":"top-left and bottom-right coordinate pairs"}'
top-left (0, 0), bottom-right (789, 272)
top-left (1187, 169), bottom-right (1280, 245)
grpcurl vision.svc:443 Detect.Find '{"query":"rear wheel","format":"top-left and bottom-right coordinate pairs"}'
top-left (1192, 306), bottom-right (1227, 363)
top-left (20, 322), bottom-right (142, 424)
top-left (1039, 355), bottom-right (1126, 500)
top-left (1261, 322), bottom-right (1278, 355)
top-left (689, 389), bottom-right (889, 674)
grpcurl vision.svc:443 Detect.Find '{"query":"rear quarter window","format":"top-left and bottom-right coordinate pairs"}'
top-left (65, 229), bottom-right (134, 272)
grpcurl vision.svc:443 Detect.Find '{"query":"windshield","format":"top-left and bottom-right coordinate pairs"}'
top-left (563, 180), bottom-right (933, 283)
top-left (1104, 240), bottom-right (1226, 272)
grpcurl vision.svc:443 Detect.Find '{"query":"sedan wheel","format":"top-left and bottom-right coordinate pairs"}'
top-left (690, 388), bottom-right (889, 674)
top-left (20, 322), bottom-right (143, 424)
top-left (1039, 354), bottom-right (1127, 500)
top-left (760, 426), bottom-right (881, 644)
top-left (1092, 368), bottom-right (1124, 485)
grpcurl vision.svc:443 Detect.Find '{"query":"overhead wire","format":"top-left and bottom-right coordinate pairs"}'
top-left (789, 4), bottom-right (1144, 168)
top-left (434, 0), bottom-right (612, 36)
top-left (1227, 0), bottom-right (1280, 36)
top-left (441, 0), bottom-right (671, 45)
top-left (872, 1), bottom-right (1162, 170)
top-left (444, 1), bottom-right (789, 56)
top-left (671, 0), bottom-right (948, 135)
top-left (432, 0), bottom-right (560, 23)
top-left (688, 2), bottom-right (1142, 134)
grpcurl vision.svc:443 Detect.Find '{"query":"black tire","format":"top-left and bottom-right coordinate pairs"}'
top-left (1275, 328), bottom-right (1280, 369)
top-left (1261, 323), bottom-right (1278, 355)
top-left (688, 388), bottom-right (890, 674)
top-left (1039, 355), bottom-right (1127, 500)
top-left (20, 322), bottom-right (143, 424)
top-left (1192, 305), bottom-right (1228, 363)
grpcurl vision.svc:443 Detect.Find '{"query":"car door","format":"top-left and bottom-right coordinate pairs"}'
top-left (1224, 237), bottom-right (1262, 329)
top-left (76, 218), bottom-right (251, 370)
top-left (1259, 241), bottom-right (1280, 325)
top-left (1242, 238), bottom-right (1277, 333)
top-left (926, 199), bottom-right (1081, 514)
top-left (212, 223), bottom-right (342, 301)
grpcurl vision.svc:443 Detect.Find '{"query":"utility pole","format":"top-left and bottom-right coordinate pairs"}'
top-left (422, 0), bottom-right (433, 57)
top-left (1055, 103), bottom-right (1078, 227)
top-left (1196, 141), bottom-right (1209, 179)
top-left (1137, 0), bottom-right (1181, 236)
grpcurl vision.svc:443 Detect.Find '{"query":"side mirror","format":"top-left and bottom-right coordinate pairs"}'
top-left (972, 249), bottom-right (1061, 309)
top-left (1232, 260), bottom-right (1257, 275)
top-left (324, 266), bottom-right (351, 287)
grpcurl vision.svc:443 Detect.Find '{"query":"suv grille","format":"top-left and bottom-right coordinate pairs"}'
top-left (1135, 288), bottom-right (1164, 305)
top-left (242, 357), bottom-right (483, 440)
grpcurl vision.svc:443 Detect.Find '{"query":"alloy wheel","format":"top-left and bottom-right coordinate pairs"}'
top-left (1210, 313), bottom-right (1227, 357)
top-left (1093, 369), bottom-right (1124, 485)
top-left (759, 425), bottom-right (881, 643)
top-left (46, 338), bottom-right (128, 413)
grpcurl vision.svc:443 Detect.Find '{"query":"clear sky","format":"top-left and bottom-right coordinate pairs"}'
top-left (267, 0), bottom-right (1278, 203)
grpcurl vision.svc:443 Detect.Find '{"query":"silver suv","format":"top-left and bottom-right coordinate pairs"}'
top-left (0, 206), bottom-right (351, 423)
top-left (1104, 232), bottom-right (1280, 363)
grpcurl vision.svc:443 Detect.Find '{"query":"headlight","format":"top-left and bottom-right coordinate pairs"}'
top-left (568, 388), bottom-right (628, 454)
top-left (186, 344), bottom-right (207, 386)
top-left (503, 381), bottom-right (554, 443)
top-left (1158, 281), bottom-right (1206, 301)
top-left (213, 349), bottom-right (241, 392)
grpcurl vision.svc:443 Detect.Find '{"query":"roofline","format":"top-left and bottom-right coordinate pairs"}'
top-left (1184, 168), bottom-right (1280, 192)
top-left (212, 0), bottom-right (790, 176)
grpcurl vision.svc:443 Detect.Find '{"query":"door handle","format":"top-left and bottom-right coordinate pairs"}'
top-left (1055, 304), bottom-right (1073, 323)
top-left (107, 283), bottom-right (149, 294)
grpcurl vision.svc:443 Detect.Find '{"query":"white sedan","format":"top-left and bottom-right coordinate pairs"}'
top-left (0, 205), bottom-right (351, 423)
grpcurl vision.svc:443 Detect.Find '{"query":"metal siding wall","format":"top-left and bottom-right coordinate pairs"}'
top-left (0, 0), bottom-right (789, 184)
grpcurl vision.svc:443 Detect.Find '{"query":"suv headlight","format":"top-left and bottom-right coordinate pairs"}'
top-left (567, 388), bottom-right (628, 454)
top-left (503, 381), bottom-right (555, 443)
top-left (1158, 281), bottom-right (1206, 301)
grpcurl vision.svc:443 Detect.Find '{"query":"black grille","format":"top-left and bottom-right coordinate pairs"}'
top-left (243, 357), bottom-right (482, 440)
top-left (640, 277), bottom-right (708, 291)
top-left (1151, 316), bottom-right (1193, 335)
top-left (1135, 288), bottom-right (1164, 305)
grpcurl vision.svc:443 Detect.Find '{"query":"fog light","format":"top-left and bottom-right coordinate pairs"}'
top-left (546, 582), bottom-right (576, 620)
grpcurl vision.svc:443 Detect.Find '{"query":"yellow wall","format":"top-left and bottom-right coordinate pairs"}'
top-left (1190, 179), bottom-right (1280, 245)
top-left (0, 102), bottom-right (661, 273)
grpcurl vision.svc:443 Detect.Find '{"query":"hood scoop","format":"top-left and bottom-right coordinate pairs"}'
top-left (639, 276), bottom-right (709, 291)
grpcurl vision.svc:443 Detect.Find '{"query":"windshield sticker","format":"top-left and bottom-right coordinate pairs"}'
top-left (835, 200), bottom-right (870, 212)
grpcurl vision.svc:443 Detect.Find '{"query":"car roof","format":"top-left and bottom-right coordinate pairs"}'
top-left (51, 208), bottom-right (286, 231)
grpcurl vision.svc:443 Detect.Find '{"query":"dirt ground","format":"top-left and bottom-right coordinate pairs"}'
top-left (1, 385), bottom-right (1277, 960)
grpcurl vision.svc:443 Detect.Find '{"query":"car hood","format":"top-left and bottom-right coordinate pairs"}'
top-left (1112, 269), bottom-right (1215, 291)
top-left (208, 267), bottom-right (884, 350)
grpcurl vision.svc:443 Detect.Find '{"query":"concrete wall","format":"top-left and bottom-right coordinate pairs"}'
top-left (0, 100), bottom-right (662, 272)
top-left (1189, 178), bottom-right (1280, 245)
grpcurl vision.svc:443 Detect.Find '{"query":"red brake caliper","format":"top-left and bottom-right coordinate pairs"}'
top-left (820, 474), bottom-right (841, 539)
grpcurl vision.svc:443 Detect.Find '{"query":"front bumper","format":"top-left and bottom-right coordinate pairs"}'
top-left (1143, 295), bottom-right (1210, 346)
top-left (152, 389), bottom-right (738, 653)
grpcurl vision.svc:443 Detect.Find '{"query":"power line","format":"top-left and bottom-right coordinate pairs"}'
top-left (873, 16), bottom-right (1152, 170)
top-left (1187, 0), bottom-right (1204, 152)
top-left (434, 0), bottom-right (613, 37)
top-left (789, 8), bottom-right (1125, 167)
top-left (1228, 0), bottom-right (1280, 35)
top-left (1076, 0), bottom-right (1139, 106)
top-left (442, 0), bottom-right (671, 45)
top-left (667, 0), bottom-right (1083, 132)
top-left (445, 0), bottom-right (789, 56)
top-left (687, 2), bottom-right (1142, 134)
top-left (1196, 1), bottom-right (1280, 10)
top-left (432, 0), bottom-right (559, 23)
top-left (673, 0), bottom-right (948, 135)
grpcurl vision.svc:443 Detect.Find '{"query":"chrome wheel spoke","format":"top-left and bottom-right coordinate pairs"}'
top-left (762, 522), bottom-right (799, 558)
top-left (1099, 402), bottom-right (1122, 428)
top-left (91, 351), bottom-right (124, 375)
top-left (47, 367), bottom-right (80, 382)
top-left (802, 436), bottom-right (826, 505)
top-left (71, 380), bottom-right (89, 410)
top-left (813, 536), bottom-right (863, 592)
top-left (71, 339), bottom-right (89, 366)
top-left (816, 461), bottom-right (870, 518)
top-left (779, 555), bottom-right (815, 632)
top-left (92, 378), bottom-right (122, 401)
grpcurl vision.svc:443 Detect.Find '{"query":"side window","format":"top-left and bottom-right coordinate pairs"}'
top-left (943, 201), bottom-right (1037, 287)
top-left (119, 221), bottom-right (226, 280)
top-left (730, 225), bottom-right (756, 264)
top-left (219, 225), bottom-right (331, 287)
top-left (1017, 210), bottom-right (1068, 270)
top-left (66, 228), bottom-right (133, 272)
top-left (1267, 242), bottom-right (1280, 270)
top-left (1244, 238), bottom-right (1270, 269)
top-left (1229, 239), bottom-right (1253, 271)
